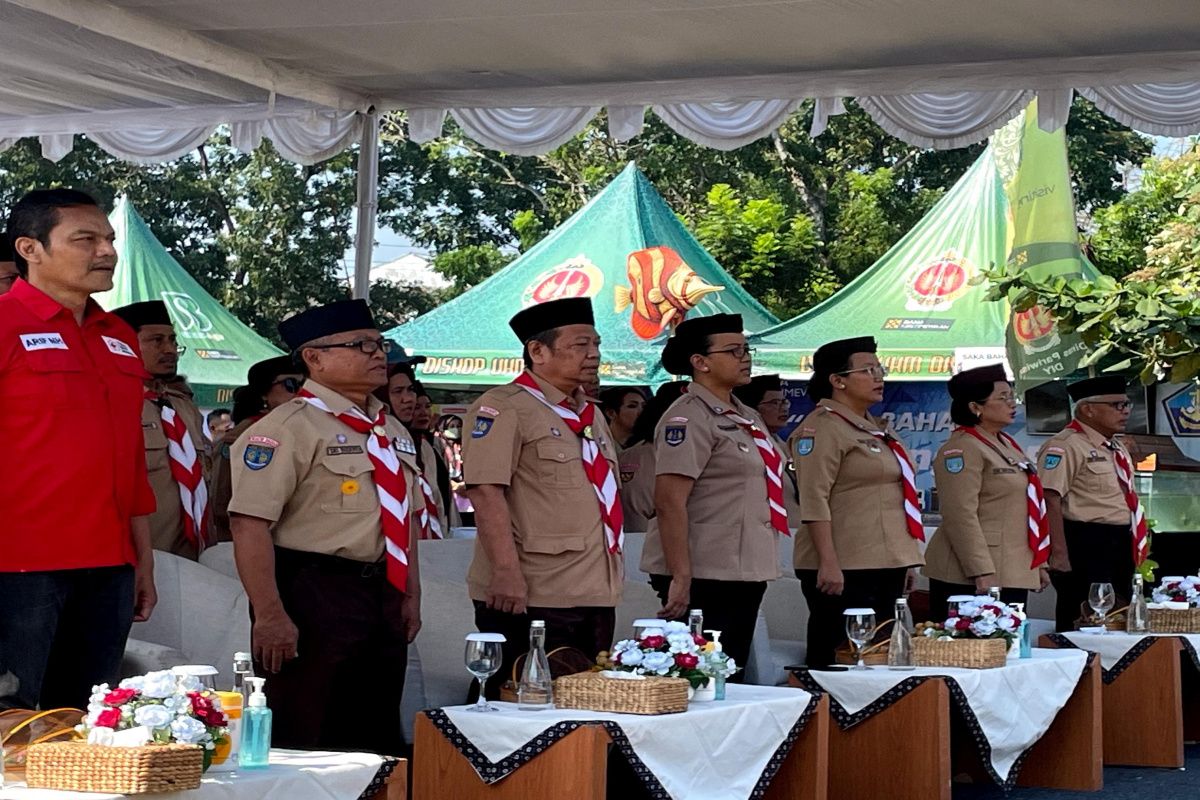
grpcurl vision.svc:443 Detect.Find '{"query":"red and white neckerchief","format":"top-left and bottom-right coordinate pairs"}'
top-left (146, 390), bottom-right (210, 552)
top-left (1066, 420), bottom-right (1148, 566)
top-left (416, 471), bottom-right (443, 540)
top-left (958, 427), bottom-right (1050, 568)
top-left (297, 389), bottom-right (412, 590)
top-left (716, 406), bottom-right (790, 537)
top-left (824, 406), bottom-right (925, 542)
top-left (513, 372), bottom-right (624, 553)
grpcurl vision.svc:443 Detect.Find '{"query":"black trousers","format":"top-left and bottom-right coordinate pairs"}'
top-left (797, 567), bottom-right (908, 668)
top-left (648, 574), bottom-right (766, 683)
top-left (472, 603), bottom-right (615, 700)
top-left (927, 579), bottom-right (1029, 623)
top-left (1049, 520), bottom-right (1135, 632)
top-left (0, 566), bottom-right (134, 711)
top-left (255, 548), bottom-right (409, 756)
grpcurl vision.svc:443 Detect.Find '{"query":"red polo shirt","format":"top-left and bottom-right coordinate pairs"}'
top-left (0, 279), bottom-right (156, 572)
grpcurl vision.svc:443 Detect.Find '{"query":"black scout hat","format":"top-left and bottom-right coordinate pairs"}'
top-left (660, 313), bottom-right (743, 375)
top-left (1067, 375), bottom-right (1128, 403)
top-left (809, 336), bottom-right (877, 401)
top-left (948, 363), bottom-right (1009, 401)
top-left (278, 299), bottom-right (376, 350)
top-left (111, 300), bottom-right (172, 331)
top-left (508, 297), bottom-right (595, 343)
top-left (734, 374), bottom-right (782, 408)
top-left (245, 355), bottom-right (297, 394)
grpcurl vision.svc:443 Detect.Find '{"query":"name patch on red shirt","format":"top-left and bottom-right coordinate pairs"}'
top-left (20, 332), bottom-right (68, 351)
top-left (102, 335), bottom-right (138, 358)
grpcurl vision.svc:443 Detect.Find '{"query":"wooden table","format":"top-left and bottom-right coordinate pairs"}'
top-left (412, 695), bottom-right (830, 800)
top-left (1040, 634), bottom-right (1194, 768)
top-left (788, 655), bottom-right (1102, 800)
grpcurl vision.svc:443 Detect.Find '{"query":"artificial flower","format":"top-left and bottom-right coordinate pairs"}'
top-left (140, 670), bottom-right (177, 699)
top-left (169, 716), bottom-right (209, 745)
top-left (640, 651), bottom-right (675, 675)
top-left (94, 708), bottom-right (121, 729)
top-left (640, 634), bottom-right (667, 649)
top-left (104, 688), bottom-right (138, 706)
top-left (133, 704), bottom-right (173, 729)
top-left (674, 652), bottom-right (699, 669)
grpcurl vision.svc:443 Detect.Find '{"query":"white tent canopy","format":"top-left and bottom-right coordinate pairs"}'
top-left (3, 0), bottom-right (1200, 294)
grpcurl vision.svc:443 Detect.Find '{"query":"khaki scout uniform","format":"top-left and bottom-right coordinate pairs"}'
top-left (228, 380), bottom-right (425, 562)
top-left (417, 437), bottom-right (449, 536)
top-left (141, 377), bottom-right (208, 560)
top-left (788, 399), bottom-right (924, 570)
top-left (462, 371), bottom-right (623, 608)
top-left (1037, 422), bottom-right (1131, 525)
top-left (640, 383), bottom-right (782, 582)
top-left (210, 417), bottom-right (257, 542)
top-left (617, 442), bottom-right (656, 533)
top-left (924, 429), bottom-right (1041, 590)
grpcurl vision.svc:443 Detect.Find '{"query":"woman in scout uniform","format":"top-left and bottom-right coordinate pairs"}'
top-left (211, 356), bottom-right (301, 542)
top-left (617, 381), bottom-right (688, 532)
top-left (735, 373), bottom-right (801, 528)
top-left (787, 336), bottom-right (924, 668)
top-left (923, 364), bottom-right (1050, 620)
top-left (644, 314), bottom-right (787, 675)
top-left (375, 362), bottom-right (447, 538)
top-left (600, 387), bottom-right (648, 452)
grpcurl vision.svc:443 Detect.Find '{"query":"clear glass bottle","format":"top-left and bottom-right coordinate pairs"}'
top-left (987, 587), bottom-right (1002, 602)
top-left (518, 620), bottom-right (553, 710)
top-left (887, 598), bottom-right (916, 670)
top-left (1127, 573), bottom-right (1150, 633)
top-left (688, 609), bottom-right (704, 637)
top-left (238, 677), bottom-right (271, 769)
top-left (233, 651), bottom-right (254, 706)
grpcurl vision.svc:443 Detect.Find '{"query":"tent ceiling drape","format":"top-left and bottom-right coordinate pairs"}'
top-left (2, 0), bottom-right (1200, 162)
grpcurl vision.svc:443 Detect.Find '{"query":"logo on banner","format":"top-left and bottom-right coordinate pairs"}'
top-left (160, 291), bottom-right (215, 335)
top-left (1164, 384), bottom-right (1200, 436)
top-left (905, 251), bottom-right (973, 312)
top-left (522, 256), bottom-right (605, 306)
top-left (1013, 304), bottom-right (1061, 355)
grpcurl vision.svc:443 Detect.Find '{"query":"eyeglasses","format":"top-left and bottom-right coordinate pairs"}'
top-left (839, 364), bottom-right (889, 379)
top-left (308, 338), bottom-right (393, 355)
top-left (706, 345), bottom-right (756, 360)
top-left (271, 377), bottom-right (302, 393)
top-left (142, 335), bottom-right (186, 355)
top-left (758, 398), bottom-right (789, 408)
top-left (988, 394), bottom-right (1023, 406)
top-left (1085, 400), bottom-right (1133, 411)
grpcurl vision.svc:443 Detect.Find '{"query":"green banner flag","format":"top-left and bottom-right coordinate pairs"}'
top-left (992, 100), bottom-right (1092, 390)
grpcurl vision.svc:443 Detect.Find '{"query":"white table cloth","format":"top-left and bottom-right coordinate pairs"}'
top-left (1, 749), bottom-right (388, 800)
top-left (1055, 631), bottom-right (1200, 673)
top-left (802, 649), bottom-right (1087, 784)
top-left (433, 684), bottom-right (816, 800)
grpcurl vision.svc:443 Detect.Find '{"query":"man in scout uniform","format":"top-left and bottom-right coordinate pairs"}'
top-left (463, 297), bottom-right (623, 698)
top-left (228, 299), bottom-right (423, 756)
top-left (1038, 375), bottom-right (1144, 631)
top-left (113, 300), bottom-right (211, 561)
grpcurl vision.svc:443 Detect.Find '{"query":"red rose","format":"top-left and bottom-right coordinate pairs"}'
top-left (955, 618), bottom-right (973, 631)
top-left (103, 688), bottom-right (137, 706)
top-left (674, 652), bottom-right (699, 669)
top-left (693, 634), bottom-right (707, 647)
top-left (95, 708), bottom-right (121, 729)
top-left (205, 710), bottom-right (227, 727)
top-left (641, 635), bottom-right (666, 649)
top-left (190, 693), bottom-right (215, 716)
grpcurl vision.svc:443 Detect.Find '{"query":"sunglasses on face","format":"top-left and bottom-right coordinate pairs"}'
top-left (271, 377), bottom-right (302, 393)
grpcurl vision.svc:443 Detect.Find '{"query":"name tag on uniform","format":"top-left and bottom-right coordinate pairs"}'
top-left (1087, 454), bottom-right (1108, 463)
top-left (20, 332), bottom-right (68, 351)
top-left (716, 423), bottom-right (739, 431)
top-left (992, 467), bottom-right (1018, 474)
top-left (101, 335), bottom-right (138, 358)
top-left (393, 437), bottom-right (417, 455)
top-left (327, 445), bottom-right (364, 455)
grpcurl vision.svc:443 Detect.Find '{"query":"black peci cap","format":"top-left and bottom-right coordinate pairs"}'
top-left (1067, 375), bottom-right (1128, 402)
top-left (111, 300), bottom-right (172, 331)
top-left (809, 336), bottom-right (877, 401)
top-left (278, 299), bottom-right (376, 350)
top-left (509, 297), bottom-right (595, 343)
top-left (947, 363), bottom-right (1009, 401)
top-left (660, 313), bottom-right (743, 375)
top-left (245, 355), bottom-right (297, 393)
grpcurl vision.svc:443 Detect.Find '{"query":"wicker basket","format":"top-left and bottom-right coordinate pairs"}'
top-left (25, 742), bottom-right (203, 794)
top-left (1150, 607), bottom-right (1200, 633)
top-left (913, 636), bottom-right (1008, 669)
top-left (553, 672), bottom-right (689, 715)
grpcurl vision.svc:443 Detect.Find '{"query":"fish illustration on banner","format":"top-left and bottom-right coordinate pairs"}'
top-left (614, 246), bottom-right (724, 340)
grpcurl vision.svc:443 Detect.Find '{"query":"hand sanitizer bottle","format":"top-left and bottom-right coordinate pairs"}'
top-left (239, 677), bottom-right (272, 769)
top-left (705, 630), bottom-right (728, 700)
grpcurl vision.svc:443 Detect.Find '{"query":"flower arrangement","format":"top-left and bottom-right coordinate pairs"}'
top-left (598, 621), bottom-right (737, 689)
top-left (77, 670), bottom-right (229, 767)
top-left (1151, 576), bottom-right (1200, 606)
top-left (917, 596), bottom-right (1022, 643)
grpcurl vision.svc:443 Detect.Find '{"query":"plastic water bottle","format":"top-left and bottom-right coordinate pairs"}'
top-left (517, 620), bottom-right (553, 710)
top-left (1127, 574), bottom-right (1150, 633)
top-left (887, 598), bottom-right (915, 670)
top-left (688, 609), bottom-right (704, 637)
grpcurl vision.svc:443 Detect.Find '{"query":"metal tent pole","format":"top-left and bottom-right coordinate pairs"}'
top-left (352, 110), bottom-right (380, 301)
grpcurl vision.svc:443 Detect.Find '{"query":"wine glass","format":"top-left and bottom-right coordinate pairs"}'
top-left (843, 608), bottom-right (876, 670)
top-left (465, 633), bottom-right (506, 712)
top-left (1088, 582), bottom-right (1116, 633)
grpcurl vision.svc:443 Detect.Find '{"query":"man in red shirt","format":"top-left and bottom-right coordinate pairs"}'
top-left (0, 189), bottom-right (157, 711)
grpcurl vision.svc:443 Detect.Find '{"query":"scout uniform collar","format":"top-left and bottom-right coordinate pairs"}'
top-left (818, 398), bottom-right (885, 434)
top-left (9, 278), bottom-right (106, 323)
top-left (301, 378), bottom-right (387, 420)
top-left (521, 369), bottom-right (587, 414)
top-left (1066, 418), bottom-right (1111, 449)
top-left (685, 382), bottom-right (753, 419)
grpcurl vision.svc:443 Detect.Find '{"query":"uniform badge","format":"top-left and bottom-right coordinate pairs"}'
top-left (944, 455), bottom-right (964, 474)
top-left (243, 443), bottom-right (275, 470)
top-left (393, 437), bottom-right (417, 455)
top-left (582, 425), bottom-right (594, 440)
top-left (738, 442), bottom-right (750, 453)
top-left (341, 479), bottom-right (360, 495)
top-left (620, 464), bottom-right (637, 483)
top-left (1043, 453), bottom-right (1063, 470)
top-left (220, 444), bottom-right (231, 460)
top-left (336, 434), bottom-right (348, 444)
top-left (472, 417), bottom-right (494, 438)
top-left (795, 437), bottom-right (814, 456)
top-left (664, 425), bottom-right (687, 447)
top-left (550, 427), bottom-right (562, 437)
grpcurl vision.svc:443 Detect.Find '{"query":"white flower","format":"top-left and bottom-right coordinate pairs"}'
top-left (140, 671), bottom-right (177, 699)
top-left (176, 675), bottom-right (203, 693)
top-left (133, 704), bottom-right (173, 729)
top-left (639, 626), bottom-right (665, 639)
top-left (661, 621), bottom-right (689, 634)
top-left (970, 619), bottom-right (998, 637)
top-left (611, 639), bottom-right (640, 658)
top-left (617, 649), bottom-right (644, 666)
top-left (996, 615), bottom-right (1018, 632)
top-left (119, 676), bottom-right (145, 692)
top-left (640, 651), bottom-right (674, 675)
top-left (667, 632), bottom-right (696, 654)
top-left (169, 716), bottom-right (208, 745)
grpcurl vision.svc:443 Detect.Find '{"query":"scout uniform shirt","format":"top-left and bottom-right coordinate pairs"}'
top-left (210, 417), bottom-right (258, 542)
top-left (618, 441), bottom-right (656, 533)
top-left (142, 377), bottom-right (208, 560)
top-left (640, 384), bottom-right (783, 582)
top-left (788, 399), bottom-right (924, 571)
top-left (1037, 421), bottom-right (1132, 526)
top-left (924, 429), bottom-right (1041, 590)
top-left (228, 379), bottom-right (424, 563)
top-left (418, 436), bottom-right (449, 536)
top-left (461, 371), bottom-right (623, 609)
